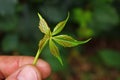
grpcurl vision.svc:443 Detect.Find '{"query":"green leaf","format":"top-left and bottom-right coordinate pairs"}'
top-left (38, 13), bottom-right (51, 35)
top-left (98, 49), bottom-right (120, 68)
top-left (52, 12), bottom-right (69, 36)
top-left (39, 35), bottom-right (48, 50)
top-left (49, 38), bottom-right (63, 65)
top-left (53, 35), bottom-right (91, 47)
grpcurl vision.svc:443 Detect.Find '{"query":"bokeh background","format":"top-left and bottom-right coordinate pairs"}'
top-left (0, 0), bottom-right (120, 80)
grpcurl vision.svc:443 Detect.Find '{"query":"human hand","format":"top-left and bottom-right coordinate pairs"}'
top-left (0, 56), bottom-right (51, 80)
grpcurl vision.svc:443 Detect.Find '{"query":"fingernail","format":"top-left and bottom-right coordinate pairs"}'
top-left (17, 66), bottom-right (39, 80)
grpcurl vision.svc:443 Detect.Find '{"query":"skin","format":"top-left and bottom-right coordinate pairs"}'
top-left (0, 56), bottom-right (51, 80)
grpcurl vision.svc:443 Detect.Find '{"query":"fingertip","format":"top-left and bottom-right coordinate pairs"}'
top-left (19, 56), bottom-right (51, 79)
top-left (6, 65), bottom-right (42, 80)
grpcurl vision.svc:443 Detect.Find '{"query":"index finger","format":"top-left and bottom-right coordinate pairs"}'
top-left (0, 56), bottom-right (51, 79)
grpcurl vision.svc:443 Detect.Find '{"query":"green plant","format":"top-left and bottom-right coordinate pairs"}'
top-left (33, 13), bottom-right (91, 65)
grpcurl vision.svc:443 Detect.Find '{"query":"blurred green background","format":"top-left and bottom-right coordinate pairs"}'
top-left (0, 0), bottom-right (120, 80)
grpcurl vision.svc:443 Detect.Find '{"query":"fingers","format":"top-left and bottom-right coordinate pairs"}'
top-left (6, 65), bottom-right (42, 80)
top-left (0, 56), bottom-right (51, 79)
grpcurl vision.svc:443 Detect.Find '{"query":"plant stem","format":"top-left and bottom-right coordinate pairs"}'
top-left (33, 49), bottom-right (42, 65)
top-left (33, 36), bottom-right (48, 65)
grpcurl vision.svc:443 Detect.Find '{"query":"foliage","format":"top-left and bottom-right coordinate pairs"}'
top-left (33, 13), bottom-right (90, 65)
top-left (0, 0), bottom-right (120, 79)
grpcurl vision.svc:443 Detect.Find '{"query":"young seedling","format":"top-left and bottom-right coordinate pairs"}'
top-left (33, 12), bottom-right (91, 65)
